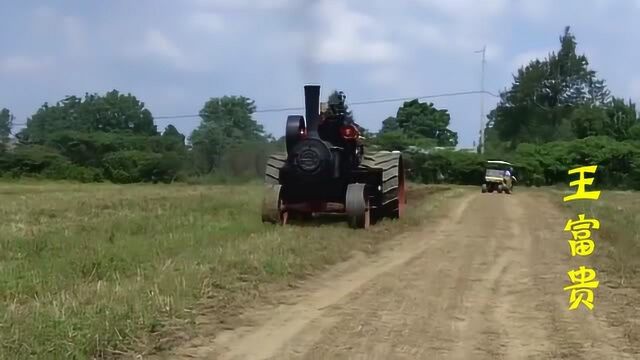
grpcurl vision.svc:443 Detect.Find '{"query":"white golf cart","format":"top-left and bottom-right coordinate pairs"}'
top-left (482, 160), bottom-right (516, 194)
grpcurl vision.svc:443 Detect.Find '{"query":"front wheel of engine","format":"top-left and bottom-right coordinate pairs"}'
top-left (346, 183), bottom-right (370, 229)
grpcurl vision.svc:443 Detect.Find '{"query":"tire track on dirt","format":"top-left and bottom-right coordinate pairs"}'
top-left (178, 191), bottom-right (475, 360)
top-left (274, 192), bottom-right (520, 359)
top-left (165, 189), bottom-right (636, 360)
top-left (450, 193), bottom-right (556, 359)
top-left (445, 193), bottom-right (521, 359)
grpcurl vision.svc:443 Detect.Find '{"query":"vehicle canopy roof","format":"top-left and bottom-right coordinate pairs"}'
top-left (485, 160), bottom-right (514, 170)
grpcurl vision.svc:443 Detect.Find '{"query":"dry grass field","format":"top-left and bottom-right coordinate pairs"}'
top-left (0, 181), bottom-right (458, 359)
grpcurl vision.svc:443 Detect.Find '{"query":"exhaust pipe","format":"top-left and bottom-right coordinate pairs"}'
top-left (304, 84), bottom-right (321, 137)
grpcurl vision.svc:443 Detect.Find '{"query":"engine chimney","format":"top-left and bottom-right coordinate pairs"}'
top-left (304, 84), bottom-right (321, 137)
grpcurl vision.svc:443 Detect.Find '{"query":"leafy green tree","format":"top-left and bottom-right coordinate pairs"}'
top-left (629, 124), bottom-right (640, 141)
top-left (482, 110), bottom-right (510, 156)
top-left (86, 91), bottom-right (157, 135)
top-left (196, 96), bottom-right (263, 141)
top-left (488, 26), bottom-right (610, 148)
top-left (20, 90), bottom-right (157, 143)
top-left (0, 108), bottom-right (13, 150)
top-left (409, 150), bottom-right (484, 185)
top-left (157, 124), bottom-right (187, 154)
top-left (190, 96), bottom-right (265, 174)
top-left (374, 130), bottom-right (439, 152)
top-left (570, 98), bottom-right (637, 140)
top-left (0, 144), bottom-right (66, 174)
top-left (396, 99), bottom-right (458, 146)
top-left (379, 116), bottom-right (399, 134)
top-left (373, 130), bottom-right (413, 151)
top-left (162, 124), bottom-right (185, 143)
top-left (4, 91), bottom-right (190, 183)
top-left (603, 98), bottom-right (637, 140)
top-left (569, 104), bottom-right (608, 139)
top-left (189, 123), bottom-right (225, 174)
top-left (550, 27), bottom-right (609, 105)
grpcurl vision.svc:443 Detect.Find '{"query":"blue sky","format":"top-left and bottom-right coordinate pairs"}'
top-left (2, 0), bottom-right (640, 148)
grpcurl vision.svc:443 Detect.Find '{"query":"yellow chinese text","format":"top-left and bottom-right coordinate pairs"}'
top-left (564, 266), bottom-right (599, 310)
top-left (563, 165), bottom-right (601, 202)
top-left (564, 214), bottom-right (599, 256)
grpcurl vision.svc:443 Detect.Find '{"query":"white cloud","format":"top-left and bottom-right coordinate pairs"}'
top-left (132, 29), bottom-right (216, 72)
top-left (367, 66), bottom-right (402, 87)
top-left (409, 22), bottom-right (503, 61)
top-left (406, 0), bottom-right (508, 62)
top-left (517, 0), bottom-right (553, 21)
top-left (0, 55), bottom-right (53, 73)
top-left (4, 0), bottom-right (638, 149)
top-left (119, 29), bottom-right (209, 72)
top-left (593, 0), bottom-right (612, 12)
top-left (367, 73), bottom-right (392, 87)
top-left (191, 0), bottom-right (293, 10)
top-left (485, 46), bottom-right (503, 62)
top-left (32, 5), bottom-right (57, 20)
top-left (187, 12), bottom-right (225, 33)
top-left (313, 0), bottom-right (398, 64)
top-left (159, 86), bottom-right (189, 103)
top-left (31, 5), bottom-right (88, 56)
top-left (510, 49), bottom-right (553, 69)
top-left (317, 40), bottom-right (396, 65)
top-left (144, 29), bottom-right (185, 62)
top-left (412, 23), bottom-right (448, 49)
top-left (413, 0), bottom-right (508, 18)
top-left (61, 16), bottom-right (89, 56)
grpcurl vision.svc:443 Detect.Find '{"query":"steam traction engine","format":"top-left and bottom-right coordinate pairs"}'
top-left (261, 85), bottom-right (406, 229)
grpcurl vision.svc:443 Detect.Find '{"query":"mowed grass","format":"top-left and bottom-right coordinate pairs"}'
top-left (0, 181), bottom-right (459, 359)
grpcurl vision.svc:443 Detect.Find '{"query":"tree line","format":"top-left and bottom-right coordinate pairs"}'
top-left (379, 26), bottom-right (640, 189)
top-left (480, 26), bottom-right (640, 188)
top-left (1, 26), bottom-right (637, 188)
top-left (0, 92), bottom-right (276, 183)
top-left (0, 86), bottom-right (460, 184)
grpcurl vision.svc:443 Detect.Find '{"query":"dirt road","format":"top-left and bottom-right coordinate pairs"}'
top-left (170, 190), bottom-right (635, 359)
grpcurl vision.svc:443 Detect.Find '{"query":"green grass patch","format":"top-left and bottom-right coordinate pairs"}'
top-left (0, 181), bottom-right (460, 359)
top-left (558, 189), bottom-right (640, 287)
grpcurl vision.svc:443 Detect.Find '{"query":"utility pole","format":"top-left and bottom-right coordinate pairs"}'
top-left (475, 45), bottom-right (486, 154)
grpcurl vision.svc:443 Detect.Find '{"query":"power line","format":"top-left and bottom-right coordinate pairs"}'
top-left (350, 90), bottom-right (497, 105)
top-left (11, 89), bottom-right (500, 125)
top-left (155, 90), bottom-right (498, 120)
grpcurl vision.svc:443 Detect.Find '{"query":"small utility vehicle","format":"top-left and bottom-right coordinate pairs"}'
top-left (482, 160), bottom-right (516, 194)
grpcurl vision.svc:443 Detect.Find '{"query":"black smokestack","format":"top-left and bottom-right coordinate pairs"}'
top-left (304, 84), bottom-right (321, 137)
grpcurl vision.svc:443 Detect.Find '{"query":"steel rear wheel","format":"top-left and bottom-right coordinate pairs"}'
top-left (361, 151), bottom-right (405, 220)
top-left (262, 153), bottom-right (288, 225)
top-left (262, 184), bottom-right (288, 225)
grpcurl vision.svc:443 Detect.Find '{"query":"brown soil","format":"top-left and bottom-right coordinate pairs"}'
top-left (160, 190), bottom-right (638, 359)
